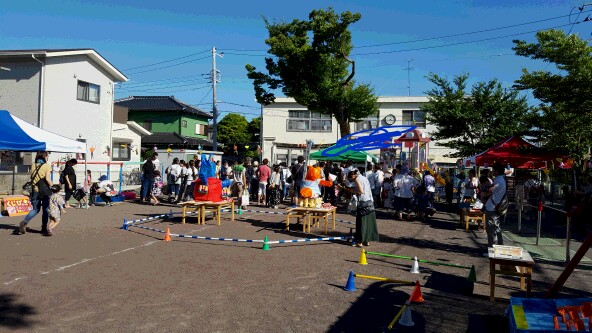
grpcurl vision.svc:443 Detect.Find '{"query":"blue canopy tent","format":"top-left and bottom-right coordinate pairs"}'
top-left (0, 110), bottom-right (86, 153)
top-left (0, 110), bottom-right (87, 194)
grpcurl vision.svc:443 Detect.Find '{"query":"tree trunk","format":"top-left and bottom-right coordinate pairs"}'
top-left (338, 119), bottom-right (350, 137)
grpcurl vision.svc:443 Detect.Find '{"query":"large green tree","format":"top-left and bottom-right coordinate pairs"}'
top-left (217, 113), bottom-right (250, 147)
top-left (513, 29), bottom-right (592, 162)
top-left (246, 8), bottom-right (378, 137)
top-left (421, 73), bottom-right (530, 158)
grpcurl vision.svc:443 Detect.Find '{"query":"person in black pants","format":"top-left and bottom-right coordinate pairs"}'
top-left (63, 158), bottom-right (78, 208)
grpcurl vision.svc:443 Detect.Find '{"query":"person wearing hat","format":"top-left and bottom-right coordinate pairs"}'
top-left (98, 175), bottom-right (115, 206)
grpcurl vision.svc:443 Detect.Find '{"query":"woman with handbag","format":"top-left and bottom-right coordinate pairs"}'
top-left (18, 151), bottom-right (54, 236)
top-left (340, 170), bottom-right (379, 247)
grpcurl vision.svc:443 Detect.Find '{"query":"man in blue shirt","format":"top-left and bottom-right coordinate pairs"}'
top-left (484, 162), bottom-right (507, 247)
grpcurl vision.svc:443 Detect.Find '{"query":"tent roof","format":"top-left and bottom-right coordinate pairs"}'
top-left (464, 136), bottom-right (561, 169)
top-left (0, 110), bottom-right (86, 153)
top-left (395, 129), bottom-right (431, 143)
top-left (310, 146), bottom-right (378, 163)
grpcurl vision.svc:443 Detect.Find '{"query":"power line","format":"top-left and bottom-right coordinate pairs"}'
top-left (114, 83), bottom-right (211, 94)
top-left (125, 56), bottom-right (210, 75)
top-left (121, 49), bottom-right (210, 71)
top-left (219, 101), bottom-right (260, 110)
top-left (215, 10), bottom-right (592, 54)
top-left (117, 77), bottom-right (210, 90)
top-left (355, 10), bottom-right (592, 49)
top-left (352, 23), bottom-right (580, 56)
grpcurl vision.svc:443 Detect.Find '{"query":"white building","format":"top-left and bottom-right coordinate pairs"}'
top-left (0, 49), bottom-right (146, 186)
top-left (261, 96), bottom-right (457, 167)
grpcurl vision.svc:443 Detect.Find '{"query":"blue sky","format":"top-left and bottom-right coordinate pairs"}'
top-left (1, 0), bottom-right (590, 120)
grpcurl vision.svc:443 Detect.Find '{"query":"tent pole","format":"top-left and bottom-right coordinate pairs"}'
top-left (11, 164), bottom-right (16, 195)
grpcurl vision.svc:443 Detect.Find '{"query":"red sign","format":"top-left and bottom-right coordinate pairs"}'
top-left (2, 196), bottom-right (33, 216)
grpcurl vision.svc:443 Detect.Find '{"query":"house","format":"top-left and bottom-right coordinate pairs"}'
top-left (114, 96), bottom-right (213, 150)
top-left (0, 48), bottom-right (147, 188)
top-left (261, 96), bottom-right (457, 168)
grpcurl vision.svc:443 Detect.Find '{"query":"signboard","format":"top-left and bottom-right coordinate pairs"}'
top-left (2, 196), bottom-right (33, 216)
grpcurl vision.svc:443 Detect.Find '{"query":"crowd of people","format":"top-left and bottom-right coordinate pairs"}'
top-left (16, 150), bottom-right (512, 249)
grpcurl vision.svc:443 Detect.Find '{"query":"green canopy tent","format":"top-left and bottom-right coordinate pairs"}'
top-left (310, 145), bottom-right (378, 163)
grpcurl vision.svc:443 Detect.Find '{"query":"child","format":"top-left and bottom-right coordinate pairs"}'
top-left (478, 175), bottom-right (493, 203)
top-left (413, 184), bottom-right (433, 221)
top-left (47, 184), bottom-right (65, 236)
top-left (150, 171), bottom-right (163, 205)
top-left (89, 182), bottom-right (99, 206)
top-left (382, 177), bottom-right (394, 209)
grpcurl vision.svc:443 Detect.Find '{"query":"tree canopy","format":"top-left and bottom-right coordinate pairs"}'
top-left (245, 7), bottom-right (378, 136)
top-left (421, 73), bottom-right (531, 158)
top-left (513, 29), bottom-right (592, 162)
top-left (217, 113), bottom-right (260, 158)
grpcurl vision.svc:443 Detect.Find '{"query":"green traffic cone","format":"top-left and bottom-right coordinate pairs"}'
top-left (468, 265), bottom-right (476, 282)
top-left (262, 235), bottom-right (270, 251)
top-left (238, 207), bottom-right (243, 215)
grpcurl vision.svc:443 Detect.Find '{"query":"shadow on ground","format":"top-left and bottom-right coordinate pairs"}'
top-left (0, 293), bottom-right (37, 330)
top-left (326, 279), bottom-right (509, 333)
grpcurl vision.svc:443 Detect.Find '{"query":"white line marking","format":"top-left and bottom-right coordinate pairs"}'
top-left (4, 276), bottom-right (26, 285)
top-left (4, 241), bottom-right (159, 284)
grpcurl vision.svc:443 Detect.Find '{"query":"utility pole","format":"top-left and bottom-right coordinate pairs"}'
top-left (403, 59), bottom-right (415, 96)
top-left (211, 47), bottom-right (223, 150)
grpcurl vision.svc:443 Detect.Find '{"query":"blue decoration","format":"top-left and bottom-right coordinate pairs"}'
top-left (320, 125), bottom-right (415, 157)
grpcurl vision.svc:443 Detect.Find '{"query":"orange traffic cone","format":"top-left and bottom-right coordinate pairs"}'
top-left (163, 228), bottom-right (172, 242)
top-left (408, 280), bottom-right (424, 303)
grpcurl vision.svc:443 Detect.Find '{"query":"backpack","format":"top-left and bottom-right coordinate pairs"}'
top-left (59, 170), bottom-right (65, 185)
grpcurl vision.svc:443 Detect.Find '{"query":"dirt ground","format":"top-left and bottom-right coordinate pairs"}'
top-left (1, 200), bottom-right (590, 332)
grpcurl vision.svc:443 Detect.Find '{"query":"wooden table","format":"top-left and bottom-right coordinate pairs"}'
top-left (464, 209), bottom-right (486, 232)
top-left (285, 207), bottom-right (337, 233)
top-left (200, 200), bottom-right (235, 225)
top-left (179, 201), bottom-right (207, 224)
top-left (488, 248), bottom-right (534, 302)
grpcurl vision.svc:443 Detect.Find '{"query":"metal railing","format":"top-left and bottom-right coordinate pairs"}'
top-left (517, 199), bottom-right (572, 263)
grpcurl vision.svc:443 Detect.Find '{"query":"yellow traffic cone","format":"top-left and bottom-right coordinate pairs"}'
top-left (358, 249), bottom-right (368, 265)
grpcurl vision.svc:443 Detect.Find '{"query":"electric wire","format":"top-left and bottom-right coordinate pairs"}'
top-left (121, 49), bottom-right (210, 71)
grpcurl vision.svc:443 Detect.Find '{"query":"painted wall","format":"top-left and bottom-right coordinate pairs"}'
top-left (128, 111), bottom-right (209, 139)
top-left (0, 59), bottom-right (41, 125)
top-left (179, 115), bottom-right (208, 139)
top-left (42, 55), bottom-right (115, 165)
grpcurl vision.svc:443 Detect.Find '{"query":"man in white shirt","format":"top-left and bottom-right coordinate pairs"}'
top-left (484, 162), bottom-right (507, 248)
top-left (371, 164), bottom-right (385, 207)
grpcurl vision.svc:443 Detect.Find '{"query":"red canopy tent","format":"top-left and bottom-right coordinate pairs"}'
top-left (464, 136), bottom-right (564, 169)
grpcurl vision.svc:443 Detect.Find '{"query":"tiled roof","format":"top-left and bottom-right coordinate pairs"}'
top-left (142, 132), bottom-right (212, 148)
top-left (115, 96), bottom-right (212, 119)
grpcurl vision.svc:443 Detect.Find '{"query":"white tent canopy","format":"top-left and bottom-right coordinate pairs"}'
top-left (0, 110), bottom-right (86, 153)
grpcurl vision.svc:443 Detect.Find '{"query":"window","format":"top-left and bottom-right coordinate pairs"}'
top-left (355, 114), bottom-right (379, 131)
top-left (402, 110), bottom-right (426, 128)
top-left (143, 120), bottom-right (152, 131)
top-left (287, 110), bottom-right (332, 132)
top-left (77, 80), bottom-right (100, 104)
top-left (182, 120), bottom-right (188, 128)
top-left (195, 123), bottom-right (205, 135)
top-left (112, 142), bottom-right (131, 161)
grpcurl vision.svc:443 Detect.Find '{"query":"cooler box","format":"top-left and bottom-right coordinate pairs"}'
top-left (194, 177), bottom-right (223, 202)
